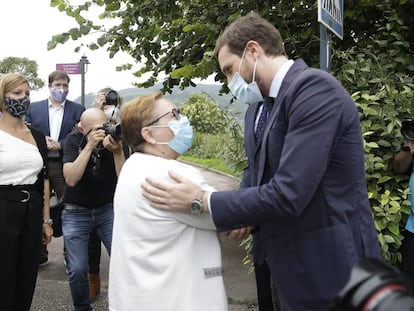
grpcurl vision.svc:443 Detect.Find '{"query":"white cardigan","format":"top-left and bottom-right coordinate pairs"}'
top-left (109, 153), bottom-right (227, 311)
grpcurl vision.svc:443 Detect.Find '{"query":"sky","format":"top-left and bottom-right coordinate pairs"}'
top-left (0, 1), bottom-right (146, 102)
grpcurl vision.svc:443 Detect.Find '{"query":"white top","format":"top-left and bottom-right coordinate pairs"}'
top-left (0, 129), bottom-right (43, 185)
top-left (109, 153), bottom-right (227, 311)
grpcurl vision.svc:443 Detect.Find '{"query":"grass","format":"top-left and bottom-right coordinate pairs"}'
top-left (179, 155), bottom-right (238, 176)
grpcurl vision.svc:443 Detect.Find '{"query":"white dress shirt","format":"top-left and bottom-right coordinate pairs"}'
top-left (48, 100), bottom-right (65, 158)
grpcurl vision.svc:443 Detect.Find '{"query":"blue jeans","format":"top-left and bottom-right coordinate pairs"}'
top-left (62, 203), bottom-right (114, 311)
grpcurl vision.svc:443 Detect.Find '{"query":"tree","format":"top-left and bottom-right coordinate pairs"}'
top-left (48, 0), bottom-right (414, 92)
top-left (49, 0), bottom-right (414, 265)
top-left (179, 94), bottom-right (227, 135)
top-left (0, 57), bottom-right (44, 91)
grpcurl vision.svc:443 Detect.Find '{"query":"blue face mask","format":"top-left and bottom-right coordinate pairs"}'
top-left (228, 48), bottom-right (263, 104)
top-left (4, 96), bottom-right (30, 118)
top-left (50, 87), bottom-right (69, 102)
top-left (151, 116), bottom-right (194, 154)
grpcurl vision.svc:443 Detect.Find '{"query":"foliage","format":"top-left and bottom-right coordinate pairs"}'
top-left (48, 0), bottom-right (414, 92)
top-left (180, 93), bottom-right (247, 178)
top-left (48, 0), bottom-right (414, 265)
top-left (332, 1), bottom-right (414, 265)
top-left (179, 94), bottom-right (227, 134)
top-left (179, 156), bottom-right (240, 178)
top-left (0, 57), bottom-right (44, 91)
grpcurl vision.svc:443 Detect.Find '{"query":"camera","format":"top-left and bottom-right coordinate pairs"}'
top-left (105, 90), bottom-right (118, 106)
top-left (330, 258), bottom-right (414, 311)
top-left (102, 123), bottom-right (122, 141)
top-left (401, 119), bottom-right (414, 141)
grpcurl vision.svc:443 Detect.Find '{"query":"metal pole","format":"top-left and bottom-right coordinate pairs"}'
top-left (319, 25), bottom-right (331, 73)
top-left (79, 55), bottom-right (89, 107)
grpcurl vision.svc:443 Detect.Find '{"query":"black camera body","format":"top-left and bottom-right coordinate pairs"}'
top-left (102, 123), bottom-right (122, 141)
top-left (401, 119), bottom-right (414, 141)
top-left (105, 90), bottom-right (118, 106)
top-left (330, 258), bottom-right (414, 311)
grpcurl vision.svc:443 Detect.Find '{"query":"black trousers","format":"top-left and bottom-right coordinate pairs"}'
top-left (255, 260), bottom-right (286, 311)
top-left (0, 186), bottom-right (43, 311)
top-left (402, 230), bottom-right (414, 283)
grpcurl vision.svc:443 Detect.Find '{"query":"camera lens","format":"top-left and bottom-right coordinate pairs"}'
top-left (105, 90), bottom-right (118, 105)
top-left (330, 259), bottom-right (414, 311)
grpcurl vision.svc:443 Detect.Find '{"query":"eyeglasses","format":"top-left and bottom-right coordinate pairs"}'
top-left (91, 153), bottom-right (101, 176)
top-left (145, 108), bottom-right (180, 127)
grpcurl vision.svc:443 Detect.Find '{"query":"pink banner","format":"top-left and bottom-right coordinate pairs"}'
top-left (56, 63), bottom-right (81, 74)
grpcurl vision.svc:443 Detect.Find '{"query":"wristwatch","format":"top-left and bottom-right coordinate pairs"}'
top-left (190, 190), bottom-right (204, 215)
top-left (43, 219), bottom-right (53, 225)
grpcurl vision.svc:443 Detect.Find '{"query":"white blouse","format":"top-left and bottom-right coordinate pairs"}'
top-left (0, 129), bottom-right (43, 185)
top-left (109, 153), bottom-right (228, 311)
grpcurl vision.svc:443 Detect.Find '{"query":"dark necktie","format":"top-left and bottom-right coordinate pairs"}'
top-left (255, 97), bottom-right (274, 143)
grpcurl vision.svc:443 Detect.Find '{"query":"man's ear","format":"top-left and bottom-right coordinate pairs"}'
top-left (245, 40), bottom-right (261, 57)
top-left (141, 127), bottom-right (155, 144)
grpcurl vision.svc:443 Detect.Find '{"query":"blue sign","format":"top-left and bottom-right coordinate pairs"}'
top-left (318, 0), bottom-right (343, 39)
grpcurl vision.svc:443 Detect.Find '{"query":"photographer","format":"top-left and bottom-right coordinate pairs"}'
top-left (393, 120), bottom-right (414, 282)
top-left (93, 87), bottom-right (122, 124)
top-left (61, 108), bottom-right (126, 310)
top-left (89, 87), bottom-right (122, 301)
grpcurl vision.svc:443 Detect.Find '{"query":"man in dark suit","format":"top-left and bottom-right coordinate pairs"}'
top-left (26, 70), bottom-right (85, 266)
top-left (141, 12), bottom-right (381, 311)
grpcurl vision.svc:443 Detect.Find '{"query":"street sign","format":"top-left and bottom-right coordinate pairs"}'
top-left (56, 63), bottom-right (81, 74)
top-left (318, 0), bottom-right (343, 40)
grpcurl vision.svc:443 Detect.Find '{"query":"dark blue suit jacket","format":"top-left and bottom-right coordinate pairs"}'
top-left (26, 99), bottom-right (85, 157)
top-left (210, 60), bottom-right (381, 310)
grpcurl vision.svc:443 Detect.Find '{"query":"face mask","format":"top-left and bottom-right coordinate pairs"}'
top-left (104, 106), bottom-right (120, 122)
top-left (228, 49), bottom-right (263, 103)
top-left (50, 87), bottom-right (69, 102)
top-left (152, 116), bottom-right (194, 154)
top-left (4, 96), bottom-right (30, 118)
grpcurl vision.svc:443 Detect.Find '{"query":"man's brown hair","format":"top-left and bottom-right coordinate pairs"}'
top-left (214, 12), bottom-right (286, 58)
top-left (48, 70), bottom-right (70, 84)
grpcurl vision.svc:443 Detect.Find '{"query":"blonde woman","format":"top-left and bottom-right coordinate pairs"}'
top-left (0, 73), bottom-right (52, 310)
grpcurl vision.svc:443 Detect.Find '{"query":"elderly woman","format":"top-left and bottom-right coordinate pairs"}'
top-left (0, 73), bottom-right (53, 310)
top-left (108, 92), bottom-right (227, 311)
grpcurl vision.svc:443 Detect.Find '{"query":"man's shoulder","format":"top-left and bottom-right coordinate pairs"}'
top-left (65, 100), bottom-right (85, 111)
top-left (67, 128), bottom-right (82, 138)
top-left (29, 99), bottom-right (48, 107)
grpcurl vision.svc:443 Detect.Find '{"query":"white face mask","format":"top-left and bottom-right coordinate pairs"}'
top-left (227, 48), bottom-right (263, 104)
top-left (104, 106), bottom-right (120, 122)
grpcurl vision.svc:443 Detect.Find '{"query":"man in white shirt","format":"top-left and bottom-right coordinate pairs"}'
top-left (26, 70), bottom-right (84, 266)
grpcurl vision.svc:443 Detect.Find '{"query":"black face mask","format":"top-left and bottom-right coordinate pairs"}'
top-left (4, 96), bottom-right (30, 118)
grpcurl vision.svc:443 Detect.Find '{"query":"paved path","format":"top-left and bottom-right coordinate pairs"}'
top-left (31, 165), bottom-right (258, 310)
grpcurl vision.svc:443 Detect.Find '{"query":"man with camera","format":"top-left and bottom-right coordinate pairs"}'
top-left (393, 120), bottom-right (414, 282)
top-left (61, 107), bottom-right (126, 311)
top-left (88, 87), bottom-right (123, 300)
top-left (93, 87), bottom-right (122, 124)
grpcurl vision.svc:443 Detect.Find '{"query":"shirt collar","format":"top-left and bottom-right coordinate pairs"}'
top-left (269, 59), bottom-right (294, 99)
top-left (48, 99), bottom-right (66, 109)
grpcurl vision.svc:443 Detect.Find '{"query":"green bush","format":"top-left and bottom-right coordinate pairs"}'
top-left (333, 4), bottom-right (414, 265)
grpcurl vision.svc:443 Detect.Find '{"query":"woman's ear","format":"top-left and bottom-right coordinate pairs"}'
top-left (141, 127), bottom-right (155, 144)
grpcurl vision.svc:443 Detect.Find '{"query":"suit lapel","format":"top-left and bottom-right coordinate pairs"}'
top-left (59, 101), bottom-right (71, 140)
top-left (245, 102), bottom-right (260, 160)
top-left (42, 100), bottom-right (51, 136)
top-left (255, 60), bottom-right (309, 184)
